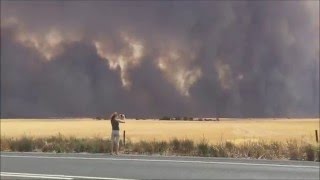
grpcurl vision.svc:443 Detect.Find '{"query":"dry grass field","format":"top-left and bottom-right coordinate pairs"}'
top-left (1, 118), bottom-right (319, 144)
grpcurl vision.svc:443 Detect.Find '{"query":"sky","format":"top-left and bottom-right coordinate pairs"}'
top-left (1, 1), bottom-right (319, 118)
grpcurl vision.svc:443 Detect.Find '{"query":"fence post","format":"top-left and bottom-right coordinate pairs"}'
top-left (123, 130), bottom-right (126, 147)
top-left (315, 130), bottom-right (318, 143)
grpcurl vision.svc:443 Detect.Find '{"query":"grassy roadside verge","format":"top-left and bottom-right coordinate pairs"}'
top-left (1, 134), bottom-right (319, 161)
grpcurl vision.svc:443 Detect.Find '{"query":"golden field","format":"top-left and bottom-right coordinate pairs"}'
top-left (1, 118), bottom-right (319, 144)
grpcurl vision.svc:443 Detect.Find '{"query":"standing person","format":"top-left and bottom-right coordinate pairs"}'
top-left (110, 112), bottom-right (125, 155)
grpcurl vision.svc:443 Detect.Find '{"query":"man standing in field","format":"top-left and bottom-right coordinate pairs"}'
top-left (110, 112), bottom-right (125, 155)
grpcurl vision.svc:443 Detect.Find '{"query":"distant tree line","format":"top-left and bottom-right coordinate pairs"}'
top-left (95, 117), bottom-right (107, 120)
top-left (159, 116), bottom-right (219, 121)
top-left (94, 116), bottom-right (219, 121)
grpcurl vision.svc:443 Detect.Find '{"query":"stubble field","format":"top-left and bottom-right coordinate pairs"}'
top-left (1, 118), bottom-right (318, 144)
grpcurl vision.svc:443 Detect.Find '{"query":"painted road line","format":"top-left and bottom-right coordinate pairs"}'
top-left (1, 172), bottom-right (72, 179)
top-left (0, 172), bottom-right (135, 180)
top-left (1, 155), bottom-right (318, 169)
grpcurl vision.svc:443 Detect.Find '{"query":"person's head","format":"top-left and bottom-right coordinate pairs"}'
top-left (110, 112), bottom-right (118, 118)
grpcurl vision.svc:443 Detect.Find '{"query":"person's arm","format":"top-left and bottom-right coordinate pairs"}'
top-left (115, 118), bottom-right (125, 123)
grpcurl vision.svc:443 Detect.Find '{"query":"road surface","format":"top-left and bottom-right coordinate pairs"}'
top-left (1, 152), bottom-right (319, 179)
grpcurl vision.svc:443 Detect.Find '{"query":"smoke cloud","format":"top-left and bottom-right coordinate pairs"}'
top-left (1, 1), bottom-right (319, 118)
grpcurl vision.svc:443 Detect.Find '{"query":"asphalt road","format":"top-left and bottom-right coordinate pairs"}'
top-left (1, 152), bottom-right (319, 179)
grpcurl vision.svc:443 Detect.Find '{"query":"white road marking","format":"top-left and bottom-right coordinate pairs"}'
top-left (1, 154), bottom-right (318, 169)
top-left (1, 172), bottom-right (72, 179)
top-left (0, 172), bottom-right (135, 180)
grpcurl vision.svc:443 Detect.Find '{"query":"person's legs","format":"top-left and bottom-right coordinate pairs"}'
top-left (110, 132), bottom-right (114, 155)
top-left (115, 135), bottom-right (120, 155)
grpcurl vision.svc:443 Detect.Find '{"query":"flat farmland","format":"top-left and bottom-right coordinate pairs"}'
top-left (1, 118), bottom-right (318, 144)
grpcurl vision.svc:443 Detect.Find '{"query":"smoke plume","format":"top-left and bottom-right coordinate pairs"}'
top-left (1, 1), bottom-right (319, 118)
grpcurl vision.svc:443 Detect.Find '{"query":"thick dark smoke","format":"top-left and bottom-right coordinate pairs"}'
top-left (1, 1), bottom-right (319, 118)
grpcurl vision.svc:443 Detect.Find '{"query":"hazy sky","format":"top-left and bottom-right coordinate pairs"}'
top-left (1, 1), bottom-right (319, 118)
